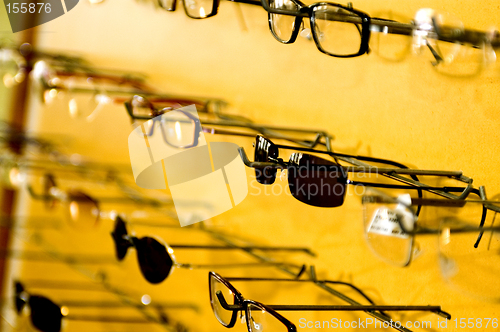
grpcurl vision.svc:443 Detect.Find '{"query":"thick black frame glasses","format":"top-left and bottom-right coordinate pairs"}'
top-left (239, 135), bottom-right (472, 208)
top-left (111, 217), bottom-right (311, 284)
top-left (267, 0), bottom-right (370, 57)
top-left (209, 271), bottom-right (450, 332)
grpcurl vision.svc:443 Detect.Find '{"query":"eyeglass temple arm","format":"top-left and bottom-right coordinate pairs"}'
top-left (26, 183), bottom-right (167, 207)
top-left (177, 262), bottom-right (307, 277)
top-left (168, 244), bottom-right (316, 256)
top-left (200, 225), bottom-right (306, 279)
top-left (202, 126), bottom-right (331, 150)
top-left (216, 293), bottom-right (449, 318)
top-left (238, 147), bottom-right (284, 169)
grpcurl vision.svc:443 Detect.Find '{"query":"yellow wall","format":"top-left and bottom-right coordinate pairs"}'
top-left (2, 0), bottom-right (500, 331)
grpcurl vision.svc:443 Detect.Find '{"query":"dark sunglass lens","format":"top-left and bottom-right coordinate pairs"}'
top-left (254, 136), bottom-right (278, 185)
top-left (29, 296), bottom-right (62, 332)
top-left (288, 153), bottom-right (347, 207)
top-left (111, 217), bottom-right (130, 261)
top-left (135, 237), bottom-right (173, 284)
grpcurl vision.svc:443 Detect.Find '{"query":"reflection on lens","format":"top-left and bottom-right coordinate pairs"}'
top-left (66, 191), bottom-right (99, 229)
top-left (269, 0), bottom-right (299, 43)
top-left (362, 192), bottom-right (415, 267)
top-left (158, 0), bottom-right (176, 10)
top-left (210, 275), bottom-right (235, 326)
top-left (183, 0), bottom-right (213, 18)
top-left (439, 211), bottom-right (500, 301)
top-left (246, 303), bottom-right (287, 332)
top-left (161, 110), bottom-right (196, 148)
top-left (312, 4), bottom-right (362, 56)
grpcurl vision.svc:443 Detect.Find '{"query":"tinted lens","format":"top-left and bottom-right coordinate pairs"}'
top-left (160, 110), bottom-right (197, 148)
top-left (246, 302), bottom-right (289, 332)
top-left (134, 237), bottom-right (173, 284)
top-left (209, 274), bottom-right (236, 327)
top-left (111, 217), bottom-right (130, 261)
top-left (268, 0), bottom-right (299, 43)
top-left (288, 153), bottom-right (347, 207)
top-left (182, 0), bottom-right (215, 18)
top-left (66, 190), bottom-right (99, 229)
top-left (254, 136), bottom-right (278, 185)
top-left (362, 191), bottom-right (415, 267)
top-left (312, 4), bottom-right (363, 56)
top-left (29, 295), bottom-right (63, 332)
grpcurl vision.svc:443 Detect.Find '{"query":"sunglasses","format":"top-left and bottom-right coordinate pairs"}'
top-left (209, 271), bottom-right (451, 332)
top-left (125, 95), bottom-right (333, 150)
top-left (362, 188), bottom-right (500, 301)
top-left (239, 135), bottom-right (474, 208)
top-left (111, 217), bottom-right (311, 284)
top-left (14, 282), bottom-right (63, 332)
top-left (13, 281), bottom-right (190, 332)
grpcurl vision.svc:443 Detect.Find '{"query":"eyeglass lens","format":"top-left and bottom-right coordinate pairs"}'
top-left (246, 303), bottom-right (287, 332)
top-left (209, 274), bottom-right (236, 326)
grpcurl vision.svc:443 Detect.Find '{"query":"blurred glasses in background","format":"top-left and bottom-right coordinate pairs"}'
top-left (362, 188), bottom-right (500, 301)
top-left (26, 173), bottom-right (168, 229)
top-left (32, 60), bottom-right (153, 122)
top-left (412, 8), bottom-right (498, 77)
top-left (125, 95), bottom-right (334, 150)
top-left (157, 0), bottom-right (261, 19)
top-left (0, 44), bottom-right (27, 88)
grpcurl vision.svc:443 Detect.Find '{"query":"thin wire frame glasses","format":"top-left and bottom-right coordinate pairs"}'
top-left (209, 271), bottom-right (450, 332)
top-left (362, 188), bottom-right (500, 301)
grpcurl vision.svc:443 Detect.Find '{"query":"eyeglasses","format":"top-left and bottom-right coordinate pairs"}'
top-left (111, 217), bottom-right (310, 284)
top-left (125, 95), bottom-right (334, 150)
top-left (0, 45), bottom-right (27, 88)
top-left (26, 173), bottom-right (167, 228)
top-left (14, 282), bottom-right (64, 332)
top-left (362, 188), bottom-right (500, 301)
top-left (209, 271), bottom-right (450, 332)
top-left (157, 0), bottom-right (261, 19)
top-left (13, 281), bottom-right (190, 332)
top-left (412, 8), bottom-right (498, 77)
top-left (240, 135), bottom-right (473, 208)
top-left (266, 1), bottom-right (374, 57)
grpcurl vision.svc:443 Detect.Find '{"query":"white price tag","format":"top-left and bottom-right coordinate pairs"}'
top-left (367, 208), bottom-right (410, 239)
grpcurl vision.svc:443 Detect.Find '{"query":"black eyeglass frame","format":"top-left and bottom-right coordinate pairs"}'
top-left (267, 0), bottom-right (371, 57)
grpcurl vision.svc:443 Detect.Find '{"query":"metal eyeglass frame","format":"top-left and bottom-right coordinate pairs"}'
top-left (362, 186), bottom-right (500, 264)
top-left (209, 270), bottom-right (450, 332)
top-left (124, 95), bottom-right (335, 150)
top-left (239, 135), bottom-right (474, 207)
top-left (111, 217), bottom-right (310, 284)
